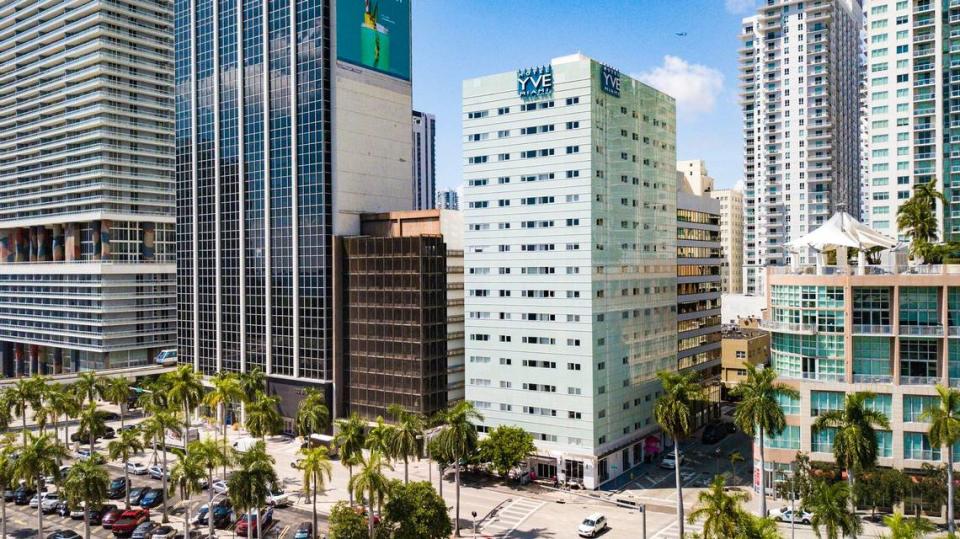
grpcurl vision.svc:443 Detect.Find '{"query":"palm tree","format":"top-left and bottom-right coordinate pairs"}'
top-left (365, 415), bottom-right (392, 454)
top-left (808, 480), bottom-right (862, 539)
top-left (880, 511), bottom-right (934, 539)
top-left (812, 391), bottom-right (890, 528)
top-left (204, 371), bottom-right (243, 478)
top-left (349, 451), bottom-right (393, 539)
top-left (15, 431), bottom-right (68, 536)
top-left (919, 384), bottom-right (960, 534)
top-left (654, 370), bottom-right (705, 538)
top-left (244, 391), bottom-right (282, 441)
top-left (62, 457), bottom-right (109, 539)
top-left (107, 427), bottom-right (145, 509)
top-left (335, 413), bottom-right (367, 506)
top-left (897, 179), bottom-right (945, 260)
top-left (74, 371), bottom-right (103, 406)
top-left (295, 387), bottom-right (330, 439)
top-left (238, 367), bottom-right (266, 403)
top-left (229, 441), bottom-right (277, 539)
top-left (189, 438), bottom-right (233, 539)
top-left (137, 378), bottom-right (170, 413)
top-left (44, 384), bottom-right (79, 452)
top-left (687, 475), bottom-right (748, 539)
top-left (170, 449), bottom-right (207, 536)
top-left (386, 404), bottom-right (424, 484)
top-left (0, 435), bottom-right (16, 539)
top-left (296, 446), bottom-right (333, 536)
top-left (77, 402), bottom-right (106, 454)
top-left (139, 411), bottom-right (182, 523)
top-left (8, 377), bottom-right (41, 443)
top-left (435, 401), bottom-right (483, 537)
top-left (164, 365), bottom-right (204, 458)
top-left (732, 363), bottom-right (799, 518)
top-left (101, 377), bottom-right (131, 430)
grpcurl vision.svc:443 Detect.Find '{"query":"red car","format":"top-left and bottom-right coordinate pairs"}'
top-left (235, 508), bottom-right (273, 537)
top-left (111, 509), bottom-right (150, 536)
top-left (101, 506), bottom-right (125, 529)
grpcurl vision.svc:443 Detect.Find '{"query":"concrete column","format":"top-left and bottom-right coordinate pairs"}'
top-left (14, 343), bottom-right (24, 377)
top-left (0, 230), bottom-right (9, 262)
top-left (29, 345), bottom-right (39, 376)
top-left (38, 347), bottom-right (48, 375)
top-left (943, 285), bottom-right (951, 386)
top-left (92, 221), bottom-right (102, 261)
top-left (37, 227), bottom-right (50, 262)
top-left (28, 227), bottom-right (36, 262)
top-left (71, 350), bottom-right (80, 373)
top-left (53, 348), bottom-right (63, 375)
top-left (100, 219), bottom-right (111, 260)
top-left (14, 229), bottom-right (27, 262)
top-left (52, 224), bottom-right (63, 261)
top-left (65, 223), bottom-right (81, 261)
top-left (141, 222), bottom-right (155, 261)
top-left (0, 341), bottom-right (12, 378)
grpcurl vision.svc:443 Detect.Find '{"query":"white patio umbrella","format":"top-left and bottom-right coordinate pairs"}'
top-left (786, 212), bottom-right (897, 274)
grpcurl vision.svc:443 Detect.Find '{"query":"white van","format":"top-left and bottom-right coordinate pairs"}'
top-left (578, 513), bottom-right (608, 537)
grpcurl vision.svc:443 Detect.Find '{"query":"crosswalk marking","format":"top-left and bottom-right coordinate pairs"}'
top-left (478, 496), bottom-right (546, 538)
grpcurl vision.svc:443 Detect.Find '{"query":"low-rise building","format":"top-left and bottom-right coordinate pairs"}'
top-left (720, 326), bottom-right (769, 389)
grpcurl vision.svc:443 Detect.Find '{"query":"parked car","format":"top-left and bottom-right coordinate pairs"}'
top-left (151, 525), bottom-right (177, 539)
top-left (128, 486), bottom-right (149, 506)
top-left (293, 522), bottom-right (313, 539)
top-left (194, 498), bottom-right (233, 528)
top-left (98, 411), bottom-right (122, 422)
top-left (109, 477), bottom-right (129, 499)
top-left (55, 501), bottom-right (71, 517)
top-left (660, 452), bottom-right (685, 470)
top-left (40, 492), bottom-right (62, 512)
top-left (131, 521), bottom-right (160, 539)
top-left (211, 480), bottom-right (228, 495)
top-left (126, 462), bottom-right (149, 476)
top-left (70, 504), bottom-right (86, 519)
top-left (147, 465), bottom-right (168, 481)
top-left (102, 505), bottom-right (125, 528)
top-left (3, 488), bottom-right (14, 502)
top-left (30, 491), bottom-right (58, 509)
top-left (111, 509), bottom-right (150, 536)
top-left (89, 504), bottom-right (117, 525)
top-left (139, 488), bottom-right (165, 509)
top-left (701, 423), bottom-right (730, 445)
top-left (769, 507), bottom-right (812, 525)
top-left (235, 508), bottom-right (273, 537)
top-left (265, 485), bottom-right (290, 507)
top-left (14, 485), bottom-right (36, 505)
top-left (44, 465), bottom-right (72, 486)
top-left (46, 531), bottom-right (82, 539)
top-left (577, 512), bottom-right (608, 537)
top-left (71, 426), bottom-right (116, 442)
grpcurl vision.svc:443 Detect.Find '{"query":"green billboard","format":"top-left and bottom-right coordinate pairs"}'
top-left (337, 0), bottom-right (411, 81)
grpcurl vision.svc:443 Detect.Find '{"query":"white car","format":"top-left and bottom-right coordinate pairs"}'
top-left (266, 486), bottom-right (290, 507)
top-left (211, 480), bottom-right (228, 495)
top-left (29, 491), bottom-right (57, 509)
top-left (40, 492), bottom-right (62, 512)
top-left (70, 504), bottom-right (86, 518)
top-left (660, 452), bottom-right (685, 469)
top-left (148, 465), bottom-right (169, 480)
top-left (769, 507), bottom-right (812, 525)
top-left (577, 512), bottom-right (608, 537)
top-left (126, 462), bottom-right (149, 475)
top-left (44, 465), bottom-right (72, 486)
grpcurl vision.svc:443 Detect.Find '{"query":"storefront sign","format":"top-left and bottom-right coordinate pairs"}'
top-left (518, 65), bottom-right (553, 98)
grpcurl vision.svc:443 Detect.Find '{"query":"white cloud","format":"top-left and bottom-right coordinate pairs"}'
top-left (635, 56), bottom-right (724, 118)
top-left (725, 0), bottom-right (757, 14)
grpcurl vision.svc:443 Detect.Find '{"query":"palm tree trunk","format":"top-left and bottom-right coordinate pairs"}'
top-left (348, 465), bottom-right (354, 505)
top-left (21, 407), bottom-right (27, 444)
top-left (368, 487), bottom-right (375, 539)
top-left (404, 455), bottom-right (409, 484)
top-left (208, 470), bottom-right (215, 539)
top-left (247, 508), bottom-right (253, 539)
top-left (949, 445), bottom-right (956, 534)
top-left (221, 401), bottom-right (228, 479)
top-left (1, 482), bottom-right (6, 539)
top-left (312, 471), bottom-right (318, 537)
top-left (183, 498), bottom-right (191, 539)
top-left (455, 464), bottom-right (462, 537)
top-left (673, 442), bottom-right (684, 538)
top-left (256, 505), bottom-right (262, 539)
top-left (83, 504), bottom-right (91, 539)
top-left (759, 428), bottom-right (767, 518)
top-left (439, 462), bottom-right (443, 497)
top-left (37, 474), bottom-right (43, 538)
top-left (124, 466), bottom-right (131, 509)
top-left (160, 441), bottom-right (169, 523)
top-left (184, 402), bottom-right (191, 459)
top-left (847, 466), bottom-right (856, 539)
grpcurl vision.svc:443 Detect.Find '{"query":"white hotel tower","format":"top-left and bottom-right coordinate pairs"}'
top-left (739, 0), bottom-right (862, 295)
top-left (463, 54), bottom-right (678, 489)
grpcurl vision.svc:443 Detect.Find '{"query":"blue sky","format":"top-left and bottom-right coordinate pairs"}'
top-left (411, 0), bottom-right (759, 192)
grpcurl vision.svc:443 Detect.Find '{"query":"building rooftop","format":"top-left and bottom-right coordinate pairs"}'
top-left (721, 326), bottom-right (767, 340)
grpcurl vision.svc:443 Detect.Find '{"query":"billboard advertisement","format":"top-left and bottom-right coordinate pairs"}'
top-left (337, 0), bottom-right (411, 80)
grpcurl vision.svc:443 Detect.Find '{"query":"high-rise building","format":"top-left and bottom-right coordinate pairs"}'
top-left (677, 184), bottom-right (723, 428)
top-left (463, 54), bottom-right (678, 489)
top-left (739, 1), bottom-right (862, 296)
top-left (677, 160), bottom-right (715, 196)
top-left (711, 187), bottom-right (745, 294)
top-left (436, 187), bottom-right (460, 210)
top-left (863, 0), bottom-right (959, 240)
top-left (176, 0), bottom-right (413, 424)
top-left (412, 110), bottom-right (436, 210)
top-left (0, 0), bottom-right (176, 377)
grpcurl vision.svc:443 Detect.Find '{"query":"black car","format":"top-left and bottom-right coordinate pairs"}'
top-left (88, 503), bottom-right (117, 525)
top-left (139, 487), bottom-right (164, 509)
top-left (3, 488), bottom-right (14, 502)
top-left (128, 486), bottom-right (149, 506)
top-left (701, 423), bottom-right (730, 445)
top-left (108, 477), bottom-right (129, 499)
top-left (70, 426), bottom-right (116, 442)
top-left (97, 411), bottom-right (122, 422)
top-left (14, 486), bottom-right (36, 505)
top-left (131, 521), bottom-right (159, 539)
top-left (46, 531), bottom-right (81, 539)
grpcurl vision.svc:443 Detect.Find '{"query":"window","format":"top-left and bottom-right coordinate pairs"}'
top-left (904, 432), bottom-right (940, 460)
top-left (764, 426), bottom-right (800, 450)
top-left (566, 145), bottom-right (580, 154)
top-left (467, 110), bottom-right (488, 119)
top-left (903, 395), bottom-right (938, 422)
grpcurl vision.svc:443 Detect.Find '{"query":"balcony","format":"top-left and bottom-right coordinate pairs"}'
top-left (852, 324), bottom-right (893, 335)
top-left (905, 450), bottom-right (940, 461)
top-left (902, 375), bottom-right (941, 385)
top-left (900, 324), bottom-right (944, 337)
top-left (802, 372), bottom-right (845, 383)
top-left (853, 374), bottom-right (892, 384)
